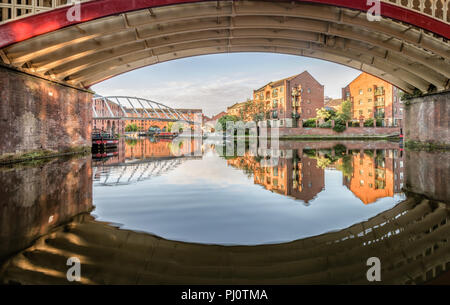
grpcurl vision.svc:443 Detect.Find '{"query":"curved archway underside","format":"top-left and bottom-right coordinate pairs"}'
top-left (0, 1), bottom-right (449, 93)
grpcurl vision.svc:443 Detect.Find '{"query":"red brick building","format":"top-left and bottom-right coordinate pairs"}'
top-left (341, 73), bottom-right (404, 126)
top-left (252, 71), bottom-right (324, 127)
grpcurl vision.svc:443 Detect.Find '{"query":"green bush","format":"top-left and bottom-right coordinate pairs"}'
top-left (125, 123), bottom-right (139, 132)
top-left (348, 121), bottom-right (359, 127)
top-left (332, 117), bottom-right (346, 133)
top-left (303, 118), bottom-right (317, 128)
top-left (319, 121), bottom-right (332, 128)
top-left (333, 144), bottom-right (347, 156)
top-left (364, 118), bottom-right (374, 127)
top-left (333, 123), bottom-right (346, 132)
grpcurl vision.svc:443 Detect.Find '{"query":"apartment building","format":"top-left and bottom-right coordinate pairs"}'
top-left (252, 71), bottom-right (324, 127)
top-left (342, 73), bottom-right (404, 126)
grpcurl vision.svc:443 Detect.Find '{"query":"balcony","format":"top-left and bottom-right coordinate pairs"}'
top-left (374, 88), bottom-right (385, 96)
top-left (374, 100), bottom-right (385, 107)
top-left (292, 98), bottom-right (301, 107)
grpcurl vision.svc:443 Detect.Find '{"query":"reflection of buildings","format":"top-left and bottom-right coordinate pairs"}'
top-left (227, 144), bottom-right (405, 205)
top-left (125, 138), bottom-right (202, 160)
top-left (342, 149), bottom-right (405, 204)
top-left (227, 150), bottom-right (325, 204)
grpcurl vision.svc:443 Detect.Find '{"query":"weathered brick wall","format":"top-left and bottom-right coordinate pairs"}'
top-left (0, 66), bottom-right (92, 155)
top-left (277, 126), bottom-right (400, 137)
top-left (404, 91), bottom-right (450, 146)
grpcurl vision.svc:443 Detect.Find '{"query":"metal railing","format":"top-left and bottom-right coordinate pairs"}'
top-left (1, 0), bottom-right (448, 25)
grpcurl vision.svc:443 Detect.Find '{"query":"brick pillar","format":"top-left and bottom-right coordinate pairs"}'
top-left (404, 91), bottom-right (449, 147)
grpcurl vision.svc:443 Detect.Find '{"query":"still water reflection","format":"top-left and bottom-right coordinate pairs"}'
top-left (93, 139), bottom-right (405, 245)
top-left (0, 137), bottom-right (449, 284)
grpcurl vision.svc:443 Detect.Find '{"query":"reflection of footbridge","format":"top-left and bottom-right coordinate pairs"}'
top-left (93, 157), bottom-right (189, 186)
top-left (1, 196), bottom-right (449, 284)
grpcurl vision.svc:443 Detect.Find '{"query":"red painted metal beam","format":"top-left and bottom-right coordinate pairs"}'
top-left (0, 0), bottom-right (448, 49)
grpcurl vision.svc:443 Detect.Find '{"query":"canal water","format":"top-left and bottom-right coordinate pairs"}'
top-left (0, 137), bottom-right (449, 284)
top-left (93, 139), bottom-right (405, 245)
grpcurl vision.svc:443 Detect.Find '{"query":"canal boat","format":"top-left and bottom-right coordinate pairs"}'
top-left (92, 129), bottom-right (119, 148)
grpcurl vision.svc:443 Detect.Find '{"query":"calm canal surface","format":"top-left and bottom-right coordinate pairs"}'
top-left (1, 137), bottom-right (449, 284)
top-left (93, 138), bottom-right (405, 245)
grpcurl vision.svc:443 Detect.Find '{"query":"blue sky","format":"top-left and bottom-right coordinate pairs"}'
top-left (92, 53), bottom-right (361, 117)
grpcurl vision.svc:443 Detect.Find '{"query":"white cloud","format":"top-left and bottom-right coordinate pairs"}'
top-left (95, 75), bottom-right (263, 116)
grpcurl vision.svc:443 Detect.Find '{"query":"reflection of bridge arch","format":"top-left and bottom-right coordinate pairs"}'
top-left (1, 196), bottom-right (449, 284)
top-left (93, 157), bottom-right (186, 186)
top-left (0, 1), bottom-right (448, 93)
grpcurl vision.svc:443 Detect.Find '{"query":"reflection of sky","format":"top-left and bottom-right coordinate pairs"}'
top-left (93, 152), bottom-right (405, 246)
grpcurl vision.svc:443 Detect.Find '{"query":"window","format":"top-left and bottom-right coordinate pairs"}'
top-left (368, 88), bottom-right (372, 92)
top-left (307, 100), bottom-right (311, 104)
top-left (359, 89), bottom-right (363, 95)
top-left (359, 100), bottom-right (363, 105)
top-left (368, 99), bottom-right (372, 103)
top-left (280, 87), bottom-right (283, 93)
top-left (368, 109), bottom-right (372, 113)
top-left (307, 88), bottom-right (311, 93)
top-left (359, 110), bottom-right (363, 115)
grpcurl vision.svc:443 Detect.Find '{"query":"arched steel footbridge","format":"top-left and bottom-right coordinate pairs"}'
top-left (0, 0), bottom-right (449, 94)
top-left (93, 95), bottom-right (198, 124)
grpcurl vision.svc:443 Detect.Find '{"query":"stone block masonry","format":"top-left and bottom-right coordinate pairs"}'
top-left (0, 65), bottom-right (92, 156)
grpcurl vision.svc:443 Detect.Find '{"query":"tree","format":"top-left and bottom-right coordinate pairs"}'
top-left (337, 100), bottom-right (352, 121)
top-left (167, 122), bottom-right (174, 132)
top-left (125, 123), bottom-right (138, 132)
top-left (316, 107), bottom-right (337, 121)
top-left (216, 115), bottom-right (240, 131)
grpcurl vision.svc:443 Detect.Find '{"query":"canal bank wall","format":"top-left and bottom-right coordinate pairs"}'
top-left (0, 65), bottom-right (93, 160)
top-left (264, 126), bottom-right (401, 139)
